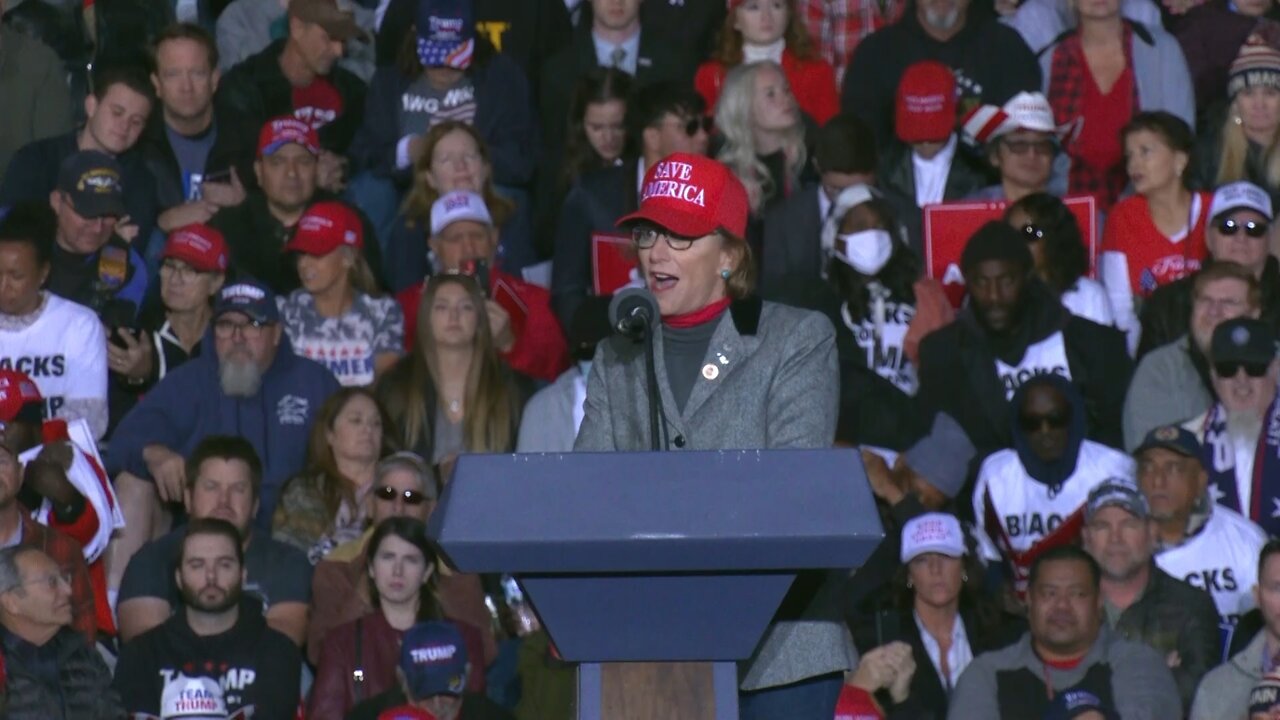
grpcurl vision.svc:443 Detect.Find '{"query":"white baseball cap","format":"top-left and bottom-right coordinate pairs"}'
top-left (1210, 181), bottom-right (1274, 222)
top-left (430, 190), bottom-right (494, 236)
top-left (160, 674), bottom-right (228, 719)
top-left (901, 513), bottom-right (966, 563)
top-left (962, 91), bottom-right (1056, 145)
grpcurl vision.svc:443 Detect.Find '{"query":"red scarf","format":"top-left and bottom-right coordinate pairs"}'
top-left (663, 297), bottom-right (732, 329)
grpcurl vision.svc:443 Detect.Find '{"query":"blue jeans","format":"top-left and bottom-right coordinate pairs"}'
top-left (738, 673), bottom-right (844, 720)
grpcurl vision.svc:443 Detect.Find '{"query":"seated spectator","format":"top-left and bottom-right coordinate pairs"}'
top-left (880, 62), bottom-right (988, 245)
top-left (963, 92), bottom-right (1058, 203)
top-left (108, 224), bottom-right (228, 424)
top-left (272, 387), bottom-right (386, 562)
top-left (116, 436), bottom-right (312, 645)
top-left (1042, 0), bottom-right (1194, 212)
top-left (1, 547), bottom-right (122, 717)
top-left (1196, 37), bottom-right (1280, 201)
top-left (715, 60), bottom-right (810, 233)
top-left (1004, 193), bottom-right (1112, 328)
top-left (210, 117), bottom-right (382, 294)
top-left (0, 203), bottom-right (108, 439)
top-left (1080, 477), bottom-right (1220, 709)
top-left (279, 201), bottom-right (403, 386)
top-left (1101, 112), bottom-right (1210, 349)
top-left (0, 375), bottom-right (96, 644)
top-left (214, 0), bottom-right (366, 195)
top-left (346, 620), bottom-right (515, 720)
top-left (973, 374), bottom-right (1135, 599)
top-left (1174, 6), bottom-right (1278, 119)
top-left (946, 546), bottom-right (1181, 719)
top-left (0, 62), bottom-right (158, 247)
top-left (113, 517), bottom-right (302, 718)
top-left (380, 272), bottom-right (524, 471)
top-left (110, 280), bottom-right (339, 573)
top-left (309, 517), bottom-right (487, 720)
top-left (396, 190), bottom-right (568, 382)
top-left (385, 122), bottom-right (521, 295)
top-left (307, 452), bottom-right (492, 669)
top-left (1184, 317), bottom-right (1280, 535)
top-left (1191, 540), bottom-right (1280, 719)
top-left (1140, 181), bottom-right (1280, 357)
top-left (142, 23), bottom-right (246, 237)
top-left (760, 113), bottom-right (878, 295)
top-left (842, 0), bottom-right (1040, 147)
top-left (550, 82), bottom-right (709, 330)
top-left (0, 0), bottom-right (71, 185)
top-left (860, 514), bottom-right (1025, 718)
top-left (1126, 263), bottom-right (1260, 451)
top-left (1250, 673), bottom-right (1280, 720)
top-left (517, 296), bottom-right (611, 453)
top-left (1135, 425), bottom-right (1266, 638)
top-left (916, 222), bottom-right (1131, 463)
top-left (694, 0), bottom-right (837, 124)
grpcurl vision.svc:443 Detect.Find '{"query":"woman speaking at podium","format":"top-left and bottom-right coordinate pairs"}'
top-left (574, 153), bottom-right (849, 718)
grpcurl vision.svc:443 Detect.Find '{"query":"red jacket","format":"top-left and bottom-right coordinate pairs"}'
top-left (396, 269), bottom-right (569, 382)
top-left (694, 49), bottom-right (839, 125)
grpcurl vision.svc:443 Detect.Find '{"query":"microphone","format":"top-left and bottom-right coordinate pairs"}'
top-left (609, 287), bottom-right (658, 340)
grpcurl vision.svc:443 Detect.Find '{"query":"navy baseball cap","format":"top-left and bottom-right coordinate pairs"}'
top-left (400, 621), bottom-right (468, 700)
top-left (1212, 317), bottom-right (1278, 366)
top-left (213, 279), bottom-right (279, 324)
top-left (1085, 477), bottom-right (1149, 521)
top-left (416, 0), bottom-right (474, 69)
top-left (1044, 689), bottom-right (1119, 720)
top-left (1134, 425), bottom-right (1201, 460)
top-left (56, 151), bottom-right (125, 219)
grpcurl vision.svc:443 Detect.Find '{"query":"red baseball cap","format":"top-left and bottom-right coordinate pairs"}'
top-left (616, 153), bottom-right (749, 239)
top-left (284, 201), bottom-right (364, 255)
top-left (0, 369), bottom-right (42, 425)
top-left (257, 115), bottom-right (321, 157)
top-left (895, 61), bottom-right (957, 144)
top-left (161, 224), bottom-right (228, 273)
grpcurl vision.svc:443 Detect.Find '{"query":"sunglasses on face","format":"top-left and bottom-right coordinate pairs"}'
top-left (373, 486), bottom-right (432, 505)
top-left (1002, 139), bottom-right (1056, 157)
top-left (1214, 361), bottom-right (1270, 378)
top-left (1021, 224), bottom-right (1045, 241)
top-left (677, 116), bottom-right (714, 137)
top-left (1217, 218), bottom-right (1270, 238)
top-left (1018, 411), bottom-right (1071, 433)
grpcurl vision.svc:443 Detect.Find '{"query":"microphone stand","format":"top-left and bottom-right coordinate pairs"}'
top-left (643, 323), bottom-right (667, 452)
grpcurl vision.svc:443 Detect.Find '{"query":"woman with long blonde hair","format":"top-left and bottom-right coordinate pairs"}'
top-left (375, 273), bottom-right (522, 478)
top-left (715, 61), bottom-right (808, 215)
top-left (1201, 36), bottom-right (1280, 199)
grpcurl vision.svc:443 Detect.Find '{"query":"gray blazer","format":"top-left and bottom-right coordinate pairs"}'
top-left (575, 297), bottom-right (854, 691)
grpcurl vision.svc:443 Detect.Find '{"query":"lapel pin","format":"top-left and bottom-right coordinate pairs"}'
top-left (702, 363), bottom-right (719, 380)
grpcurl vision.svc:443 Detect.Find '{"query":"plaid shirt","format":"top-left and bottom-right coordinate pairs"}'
top-left (18, 514), bottom-right (96, 644)
top-left (802, 0), bottom-right (906, 84)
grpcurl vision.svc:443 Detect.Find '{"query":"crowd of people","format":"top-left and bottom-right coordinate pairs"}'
top-left (6, 0), bottom-right (1280, 717)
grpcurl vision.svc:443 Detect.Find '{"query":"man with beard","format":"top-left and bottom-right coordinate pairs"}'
top-left (972, 374), bottom-right (1134, 600)
top-left (917, 222), bottom-right (1131, 471)
top-left (947, 545), bottom-right (1180, 719)
top-left (109, 279), bottom-right (338, 594)
top-left (1080, 477), bottom-right (1220, 709)
top-left (1182, 317), bottom-right (1280, 536)
top-left (113, 516), bottom-right (302, 719)
top-left (115, 436), bottom-right (312, 646)
top-left (1124, 262), bottom-right (1261, 451)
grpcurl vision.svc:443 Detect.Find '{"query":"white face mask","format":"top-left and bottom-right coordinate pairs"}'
top-left (833, 229), bottom-right (894, 276)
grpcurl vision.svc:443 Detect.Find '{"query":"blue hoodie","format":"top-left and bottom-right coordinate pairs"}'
top-left (108, 334), bottom-right (340, 526)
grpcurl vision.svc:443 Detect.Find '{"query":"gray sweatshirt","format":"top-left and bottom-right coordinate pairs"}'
top-left (1191, 630), bottom-right (1266, 720)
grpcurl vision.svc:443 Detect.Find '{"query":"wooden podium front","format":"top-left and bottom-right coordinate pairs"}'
top-left (577, 662), bottom-right (739, 720)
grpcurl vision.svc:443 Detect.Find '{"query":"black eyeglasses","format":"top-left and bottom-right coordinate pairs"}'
top-left (1217, 218), bottom-right (1270, 238)
top-left (1214, 361), bottom-right (1270, 378)
top-left (1018, 411), bottom-right (1071, 433)
top-left (213, 318), bottom-right (268, 339)
top-left (374, 486), bottom-right (432, 505)
top-left (667, 116), bottom-right (713, 137)
top-left (1021, 224), bottom-right (1045, 241)
top-left (632, 225), bottom-right (698, 251)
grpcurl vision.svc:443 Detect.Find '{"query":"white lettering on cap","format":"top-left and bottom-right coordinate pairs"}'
top-left (643, 158), bottom-right (706, 207)
top-left (430, 16), bottom-right (464, 32)
top-left (299, 215), bottom-right (336, 233)
top-left (905, 93), bottom-right (947, 114)
top-left (411, 644), bottom-right (459, 663)
top-left (223, 284), bottom-right (266, 301)
top-left (176, 231), bottom-right (212, 252)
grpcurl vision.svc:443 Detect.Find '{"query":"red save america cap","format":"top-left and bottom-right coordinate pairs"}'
top-left (257, 115), bottom-right (320, 157)
top-left (284, 201), bottom-right (364, 255)
top-left (616, 153), bottom-right (749, 239)
top-left (161, 224), bottom-right (228, 273)
top-left (0, 369), bottom-right (42, 424)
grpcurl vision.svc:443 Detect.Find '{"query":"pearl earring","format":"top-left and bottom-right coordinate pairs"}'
top-left (1235, 115), bottom-right (1244, 126)
top-left (720, 269), bottom-right (731, 280)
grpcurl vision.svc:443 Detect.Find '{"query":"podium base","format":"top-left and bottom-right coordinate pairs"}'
top-left (577, 661), bottom-right (739, 720)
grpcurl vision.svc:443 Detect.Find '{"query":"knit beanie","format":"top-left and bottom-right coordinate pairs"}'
top-left (1229, 35), bottom-right (1280, 99)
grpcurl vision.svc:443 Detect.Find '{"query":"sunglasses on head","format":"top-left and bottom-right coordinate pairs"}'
top-left (373, 486), bottom-right (432, 505)
top-left (1216, 218), bottom-right (1270, 238)
top-left (680, 116), bottom-right (714, 137)
top-left (1018, 411), bottom-right (1071, 433)
top-left (1214, 361), bottom-right (1270, 378)
top-left (1021, 224), bottom-right (1045, 241)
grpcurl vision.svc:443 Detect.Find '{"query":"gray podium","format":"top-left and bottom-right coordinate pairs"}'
top-left (426, 449), bottom-right (883, 720)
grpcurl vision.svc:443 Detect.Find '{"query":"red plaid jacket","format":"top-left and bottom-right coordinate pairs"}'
top-left (802, 0), bottom-right (906, 84)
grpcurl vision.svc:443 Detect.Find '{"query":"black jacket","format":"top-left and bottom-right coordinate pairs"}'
top-left (842, 12), bottom-right (1041, 146)
top-left (879, 142), bottom-right (993, 252)
top-left (916, 282), bottom-right (1131, 477)
top-left (138, 110), bottom-right (243, 213)
top-left (3, 626), bottom-right (124, 720)
top-left (760, 184), bottom-right (825, 299)
top-left (113, 598), bottom-right (302, 720)
top-left (549, 158), bottom-right (640, 331)
top-left (1138, 256), bottom-right (1280, 358)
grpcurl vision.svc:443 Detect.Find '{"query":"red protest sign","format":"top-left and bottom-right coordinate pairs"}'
top-left (591, 232), bottom-right (638, 296)
top-left (923, 196), bottom-right (1098, 308)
